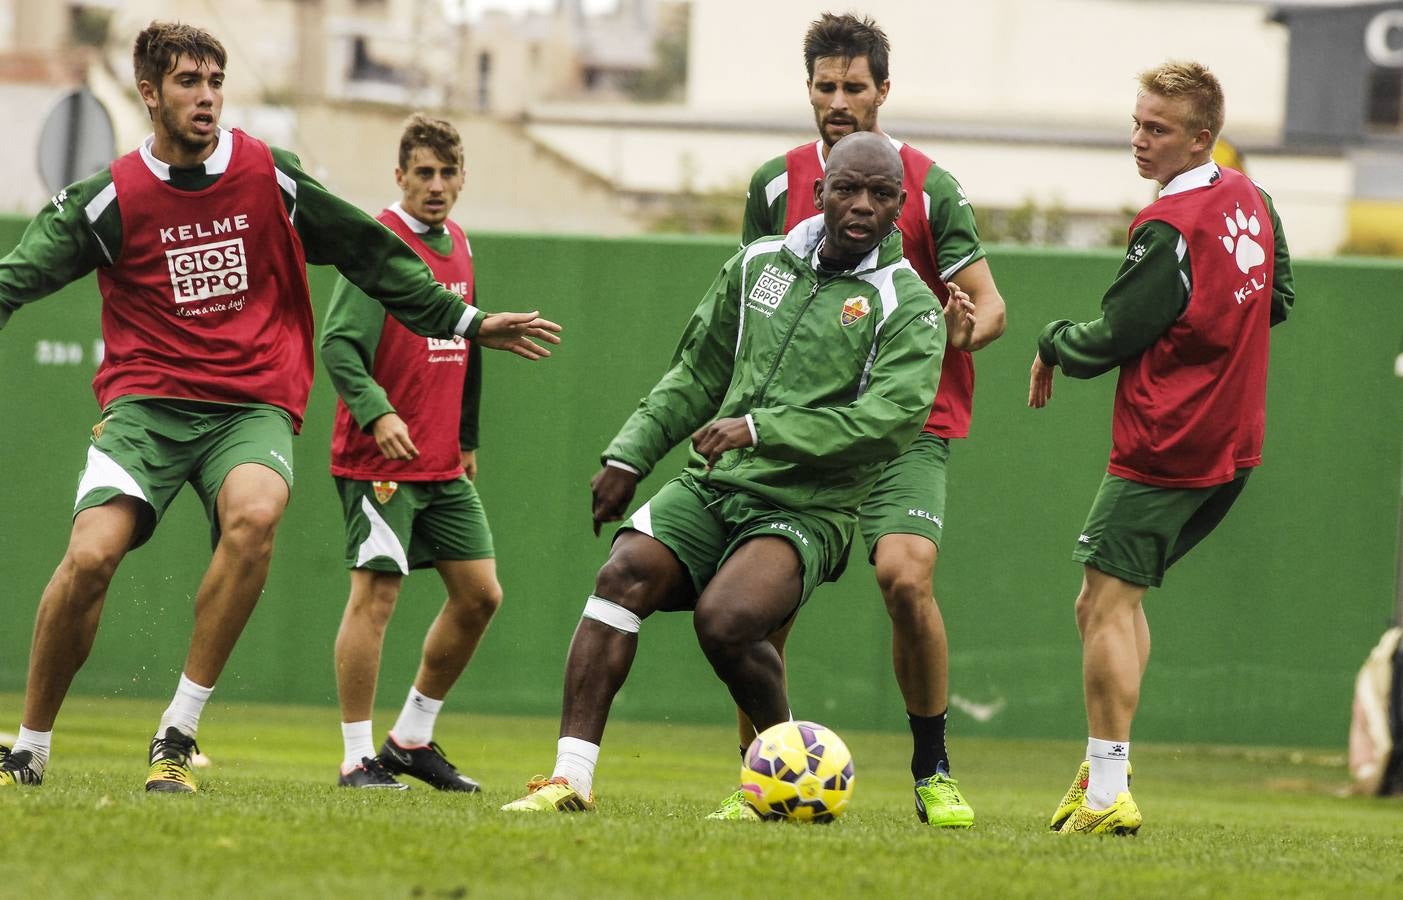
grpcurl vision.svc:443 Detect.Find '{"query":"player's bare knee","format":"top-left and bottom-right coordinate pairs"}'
top-left (219, 499), bottom-right (284, 554)
top-left (693, 606), bottom-right (747, 655)
top-left (877, 564), bottom-right (932, 619)
top-left (55, 542), bottom-right (122, 595)
top-left (450, 578), bottom-right (502, 622)
top-left (50, 539), bottom-right (120, 603)
top-left (592, 555), bottom-right (659, 619)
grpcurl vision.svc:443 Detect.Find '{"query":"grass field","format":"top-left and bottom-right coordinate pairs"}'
top-left (2, 693), bottom-right (1400, 898)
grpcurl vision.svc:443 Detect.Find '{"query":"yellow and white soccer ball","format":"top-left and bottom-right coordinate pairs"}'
top-left (741, 720), bottom-right (854, 823)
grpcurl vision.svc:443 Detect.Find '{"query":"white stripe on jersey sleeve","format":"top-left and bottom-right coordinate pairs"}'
top-left (275, 167), bottom-right (298, 222)
top-left (941, 250), bottom-right (977, 282)
top-left (84, 182), bottom-right (118, 264)
top-left (763, 171), bottom-right (787, 206)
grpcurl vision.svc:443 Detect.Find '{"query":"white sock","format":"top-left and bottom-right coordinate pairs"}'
top-left (341, 720), bottom-right (376, 771)
top-left (1086, 737), bottom-right (1130, 809)
top-left (390, 686), bottom-right (443, 747)
top-left (157, 673), bottom-right (213, 739)
top-left (552, 736), bottom-right (600, 798)
top-left (13, 726), bottom-right (52, 773)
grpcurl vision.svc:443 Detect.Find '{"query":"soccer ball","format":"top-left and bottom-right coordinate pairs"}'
top-left (741, 720), bottom-right (855, 823)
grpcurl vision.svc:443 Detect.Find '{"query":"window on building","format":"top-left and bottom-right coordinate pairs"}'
top-left (1367, 66), bottom-right (1403, 132)
top-left (477, 52), bottom-right (491, 112)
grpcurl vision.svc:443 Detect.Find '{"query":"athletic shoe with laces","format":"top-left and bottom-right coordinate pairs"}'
top-left (338, 755), bottom-right (409, 790)
top-left (500, 776), bottom-right (594, 812)
top-left (705, 788), bottom-right (761, 821)
top-left (1048, 760), bottom-right (1133, 831)
top-left (913, 773), bottom-right (974, 827)
top-left (378, 734), bottom-right (480, 792)
top-left (0, 745), bottom-right (43, 787)
top-left (145, 727), bottom-right (199, 793)
top-left (1058, 790), bottom-right (1143, 835)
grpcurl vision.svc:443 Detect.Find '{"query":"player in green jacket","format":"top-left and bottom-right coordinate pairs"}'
top-left (502, 132), bottom-right (951, 814)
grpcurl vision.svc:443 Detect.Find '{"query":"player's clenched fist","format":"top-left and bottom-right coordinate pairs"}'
top-left (690, 417), bottom-right (755, 468)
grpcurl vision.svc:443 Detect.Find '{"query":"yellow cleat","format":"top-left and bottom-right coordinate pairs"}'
top-left (500, 776), bottom-right (594, 813)
top-left (705, 788), bottom-right (761, 821)
top-left (1058, 791), bottom-right (1143, 836)
top-left (145, 727), bottom-right (199, 793)
top-left (1048, 760), bottom-right (1132, 831)
top-left (914, 773), bottom-right (974, 828)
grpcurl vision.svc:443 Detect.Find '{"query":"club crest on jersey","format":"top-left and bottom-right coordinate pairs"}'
top-left (372, 481), bottom-right (398, 504)
top-left (165, 238), bottom-right (248, 304)
top-left (840, 296), bottom-right (871, 326)
top-left (746, 264), bottom-right (797, 316)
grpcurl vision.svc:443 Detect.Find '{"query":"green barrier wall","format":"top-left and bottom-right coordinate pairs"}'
top-left (1, 217), bottom-right (1399, 749)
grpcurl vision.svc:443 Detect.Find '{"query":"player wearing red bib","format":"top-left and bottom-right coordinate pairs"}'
top-left (0, 23), bottom-right (559, 793)
top-left (323, 115), bottom-right (498, 792)
top-left (718, 13), bottom-right (1006, 827)
top-left (1031, 62), bottom-right (1294, 835)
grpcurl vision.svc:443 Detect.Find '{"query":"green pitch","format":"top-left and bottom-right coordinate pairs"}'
top-left (2, 693), bottom-right (1399, 898)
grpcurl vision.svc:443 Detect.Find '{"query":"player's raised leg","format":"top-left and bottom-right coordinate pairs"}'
top-left (502, 531), bottom-right (689, 812)
top-left (379, 557), bottom-right (501, 791)
top-left (1, 499), bottom-right (144, 788)
top-left (147, 462), bottom-right (289, 794)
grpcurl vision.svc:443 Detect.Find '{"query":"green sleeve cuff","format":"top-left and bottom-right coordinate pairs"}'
top-left (462, 308), bottom-right (484, 339)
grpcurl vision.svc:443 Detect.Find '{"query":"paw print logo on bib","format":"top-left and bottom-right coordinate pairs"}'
top-left (1220, 205), bottom-right (1266, 274)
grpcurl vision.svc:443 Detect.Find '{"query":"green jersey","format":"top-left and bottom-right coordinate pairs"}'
top-left (605, 216), bottom-right (946, 516)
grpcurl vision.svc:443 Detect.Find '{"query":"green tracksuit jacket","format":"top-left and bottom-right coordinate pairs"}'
top-left (604, 215), bottom-right (946, 516)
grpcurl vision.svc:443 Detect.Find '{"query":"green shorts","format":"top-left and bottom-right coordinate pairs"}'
top-left (75, 397), bottom-right (295, 549)
top-left (1073, 470), bottom-right (1252, 587)
top-left (858, 433), bottom-right (949, 560)
top-left (619, 473), bottom-right (853, 605)
top-left (336, 476), bottom-right (494, 573)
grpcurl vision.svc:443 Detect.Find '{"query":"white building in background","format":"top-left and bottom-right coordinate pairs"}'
top-left (522, 0), bottom-right (1403, 255)
top-left (0, 0), bottom-right (1397, 254)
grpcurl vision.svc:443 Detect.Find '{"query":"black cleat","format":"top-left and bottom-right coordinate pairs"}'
top-left (0, 745), bottom-right (43, 787)
top-left (338, 755), bottom-right (409, 790)
top-left (145, 727), bottom-right (199, 793)
top-left (378, 734), bottom-right (481, 792)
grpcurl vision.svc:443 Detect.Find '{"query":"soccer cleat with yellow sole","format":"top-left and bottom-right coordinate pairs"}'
top-left (1058, 791), bottom-right (1142, 835)
top-left (705, 788), bottom-right (761, 821)
top-left (914, 773), bottom-right (974, 827)
top-left (1048, 760), bottom-right (1132, 831)
top-left (500, 776), bottom-right (594, 812)
top-left (145, 727), bottom-right (199, 793)
top-left (0, 746), bottom-right (42, 787)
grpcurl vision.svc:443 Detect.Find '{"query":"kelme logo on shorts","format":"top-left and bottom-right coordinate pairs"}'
top-left (746, 264), bottom-right (796, 317)
top-left (373, 481), bottom-right (398, 504)
top-left (840, 296), bottom-right (870, 326)
top-left (767, 522), bottom-right (809, 546)
top-left (165, 238), bottom-right (249, 304)
top-left (907, 508), bottom-right (943, 527)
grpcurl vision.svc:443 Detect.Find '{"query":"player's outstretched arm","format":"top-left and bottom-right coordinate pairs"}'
top-left (475, 310), bottom-right (562, 360)
top-left (602, 252), bottom-right (744, 477)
